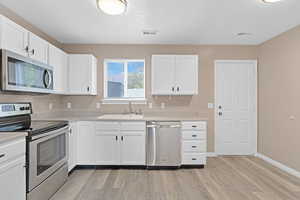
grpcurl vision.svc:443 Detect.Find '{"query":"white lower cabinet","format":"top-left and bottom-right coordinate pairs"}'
top-left (76, 121), bottom-right (95, 165)
top-left (94, 133), bottom-right (119, 165)
top-left (0, 138), bottom-right (26, 200)
top-left (74, 121), bottom-right (146, 166)
top-left (120, 133), bottom-right (145, 165)
top-left (181, 121), bottom-right (207, 165)
top-left (68, 122), bottom-right (77, 172)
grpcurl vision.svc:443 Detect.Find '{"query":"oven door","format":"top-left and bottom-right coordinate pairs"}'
top-left (28, 126), bottom-right (69, 192)
top-left (1, 49), bottom-right (53, 93)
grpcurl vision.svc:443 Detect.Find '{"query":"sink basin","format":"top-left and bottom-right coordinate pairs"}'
top-left (97, 114), bottom-right (144, 120)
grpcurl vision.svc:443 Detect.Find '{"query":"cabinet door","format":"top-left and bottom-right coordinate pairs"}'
top-left (68, 122), bottom-right (77, 172)
top-left (151, 55), bottom-right (175, 95)
top-left (90, 56), bottom-right (98, 95)
top-left (0, 157), bottom-right (26, 200)
top-left (175, 55), bottom-right (198, 95)
top-left (0, 16), bottom-right (28, 57)
top-left (76, 122), bottom-right (95, 165)
top-left (94, 131), bottom-right (119, 165)
top-left (49, 44), bottom-right (68, 93)
top-left (120, 133), bottom-right (145, 165)
top-left (68, 55), bottom-right (96, 95)
top-left (28, 32), bottom-right (48, 64)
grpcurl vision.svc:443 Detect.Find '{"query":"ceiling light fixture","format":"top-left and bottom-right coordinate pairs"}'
top-left (262, 0), bottom-right (282, 3)
top-left (96, 0), bottom-right (127, 15)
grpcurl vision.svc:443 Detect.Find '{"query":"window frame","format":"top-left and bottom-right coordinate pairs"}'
top-left (103, 59), bottom-right (146, 102)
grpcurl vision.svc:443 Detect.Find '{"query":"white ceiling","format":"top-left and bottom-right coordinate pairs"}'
top-left (1, 0), bottom-right (300, 45)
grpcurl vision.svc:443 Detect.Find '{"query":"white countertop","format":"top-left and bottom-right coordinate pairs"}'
top-left (0, 132), bottom-right (27, 144)
top-left (32, 112), bottom-right (208, 122)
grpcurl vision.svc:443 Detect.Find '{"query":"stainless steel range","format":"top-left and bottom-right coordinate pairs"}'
top-left (0, 103), bottom-right (69, 200)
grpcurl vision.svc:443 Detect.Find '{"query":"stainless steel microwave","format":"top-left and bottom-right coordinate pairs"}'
top-left (0, 49), bottom-right (53, 93)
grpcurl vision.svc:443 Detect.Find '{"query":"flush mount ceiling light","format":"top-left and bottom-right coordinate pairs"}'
top-left (96, 0), bottom-right (127, 15)
top-left (262, 0), bottom-right (282, 3)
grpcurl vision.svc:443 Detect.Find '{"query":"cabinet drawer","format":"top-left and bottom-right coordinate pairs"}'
top-left (0, 139), bottom-right (25, 164)
top-left (120, 122), bottom-right (145, 131)
top-left (95, 122), bottom-right (120, 131)
top-left (182, 141), bottom-right (206, 153)
top-left (95, 130), bottom-right (118, 136)
top-left (182, 153), bottom-right (206, 165)
top-left (182, 130), bottom-right (206, 140)
top-left (182, 121), bottom-right (206, 130)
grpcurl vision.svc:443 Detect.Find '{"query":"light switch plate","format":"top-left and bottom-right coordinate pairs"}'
top-left (67, 102), bottom-right (72, 109)
top-left (148, 102), bottom-right (153, 109)
top-left (208, 103), bottom-right (214, 109)
top-left (161, 102), bottom-right (165, 109)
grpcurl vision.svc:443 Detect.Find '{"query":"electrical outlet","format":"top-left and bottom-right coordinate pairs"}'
top-left (148, 102), bottom-right (153, 109)
top-left (96, 102), bottom-right (101, 109)
top-left (161, 102), bottom-right (165, 109)
top-left (49, 103), bottom-right (53, 110)
top-left (67, 102), bottom-right (72, 109)
top-left (208, 103), bottom-right (214, 109)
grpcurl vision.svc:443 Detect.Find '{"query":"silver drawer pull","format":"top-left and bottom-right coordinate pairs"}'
top-left (0, 154), bottom-right (5, 158)
top-left (192, 146), bottom-right (197, 148)
top-left (192, 158), bottom-right (197, 160)
top-left (192, 125), bottom-right (197, 128)
top-left (192, 135), bottom-right (197, 137)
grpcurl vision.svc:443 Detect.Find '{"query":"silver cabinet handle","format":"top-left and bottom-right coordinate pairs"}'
top-left (24, 46), bottom-right (29, 53)
top-left (0, 154), bottom-right (5, 158)
top-left (192, 135), bottom-right (197, 137)
top-left (172, 87), bottom-right (175, 92)
top-left (192, 158), bottom-right (197, 160)
top-left (177, 86), bottom-right (179, 92)
top-left (192, 146), bottom-right (197, 148)
top-left (87, 86), bottom-right (90, 92)
top-left (192, 125), bottom-right (197, 128)
top-left (218, 112), bottom-right (223, 116)
top-left (116, 136), bottom-right (118, 141)
top-left (31, 49), bottom-right (35, 55)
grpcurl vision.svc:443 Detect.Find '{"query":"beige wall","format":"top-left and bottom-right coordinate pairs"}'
top-left (62, 44), bottom-right (258, 152)
top-left (0, 3), bottom-right (63, 114)
top-left (258, 25), bottom-right (300, 171)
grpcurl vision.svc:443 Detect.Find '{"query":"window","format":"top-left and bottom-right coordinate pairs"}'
top-left (104, 59), bottom-right (145, 100)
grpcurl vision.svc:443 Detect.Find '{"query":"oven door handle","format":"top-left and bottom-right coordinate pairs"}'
top-left (31, 126), bottom-right (69, 141)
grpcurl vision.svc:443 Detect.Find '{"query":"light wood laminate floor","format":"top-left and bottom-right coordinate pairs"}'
top-left (50, 156), bottom-right (300, 200)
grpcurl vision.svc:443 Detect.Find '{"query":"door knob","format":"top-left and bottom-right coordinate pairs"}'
top-left (218, 112), bottom-right (222, 116)
top-left (218, 105), bottom-right (222, 109)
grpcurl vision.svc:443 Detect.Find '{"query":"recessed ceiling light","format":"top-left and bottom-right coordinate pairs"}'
top-left (96, 0), bottom-right (127, 15)
top-left (262, 0), bottom-right (282, 3)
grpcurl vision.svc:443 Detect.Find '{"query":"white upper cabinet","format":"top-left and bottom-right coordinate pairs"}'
top-left (48, 44), bottom-right (68, 93)
top-left (0, 15), bottom-right (49, 64)
top-left (28, 32), bottom-right (49, 64)
top-left (151, 55), bottom-right (176, 95)
top-left (68, 54), bottom-right (97, 95)
top-left (0, 15), bottom-right (28, 57)
top-left (152, 55), bottom-right (198, 95)
top-left (175, 55), bottom-right (198, 95)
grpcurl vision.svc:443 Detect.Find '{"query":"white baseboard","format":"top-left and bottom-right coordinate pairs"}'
top-left (255, 153), bottom-right (300, 178)
top-left (206, 152), bottom-right (218, 157)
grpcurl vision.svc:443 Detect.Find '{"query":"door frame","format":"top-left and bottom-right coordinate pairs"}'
top-left (214, 60), bottom-right (258, 155)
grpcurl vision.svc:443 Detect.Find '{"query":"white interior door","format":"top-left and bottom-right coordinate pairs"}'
top-left (215, 60), bottom-right (257, 155)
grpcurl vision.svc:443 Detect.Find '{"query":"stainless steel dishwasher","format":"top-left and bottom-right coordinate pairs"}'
top-left (146, 121), bottom-right (181, 168)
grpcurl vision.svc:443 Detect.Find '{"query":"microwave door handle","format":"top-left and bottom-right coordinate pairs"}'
top-left (43, 70), bottom-right (52, 89)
